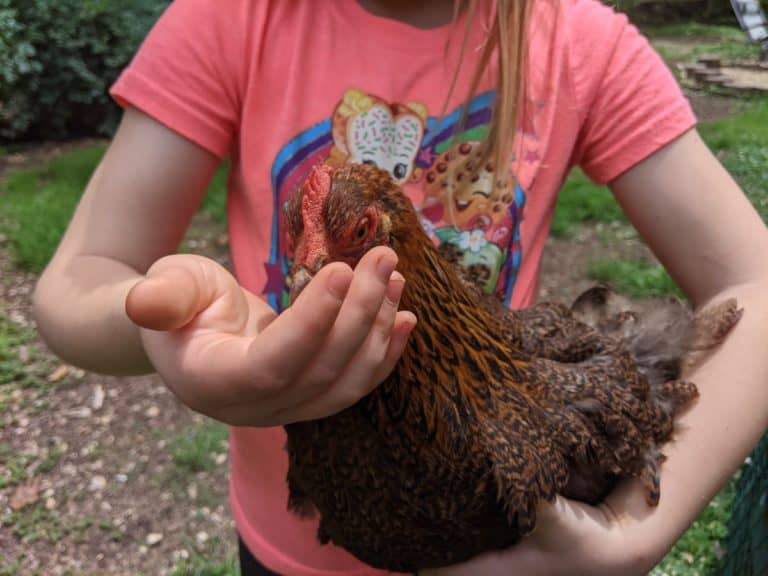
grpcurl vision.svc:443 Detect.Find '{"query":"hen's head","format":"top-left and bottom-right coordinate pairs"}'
top-left (285, 163), bottom-right (416, 301)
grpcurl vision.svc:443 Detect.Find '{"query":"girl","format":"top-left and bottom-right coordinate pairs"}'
top-left (33, 0), bottom-right (768, 574)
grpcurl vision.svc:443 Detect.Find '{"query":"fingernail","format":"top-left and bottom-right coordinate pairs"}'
top-left (136, 276), bottom-right (158, 290)
top-left (386, 271), bottom-right (405, 304)
top-left (327, 269), bottom-right (352, 300)
top-left (377, 255), bottom-right (397, 281)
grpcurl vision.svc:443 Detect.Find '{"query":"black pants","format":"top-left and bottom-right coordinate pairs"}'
top-left (239, 537), bottom-right (281, 575)
top-left (239, 536), bottom-right (418, 575)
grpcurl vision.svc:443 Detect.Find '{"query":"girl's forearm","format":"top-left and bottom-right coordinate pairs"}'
top-left (33, 255), bottom-right (152, 375)
top-left (604, 280), bottom-right (768, 567)
top-left (31, 109), bottom-right (223, 377)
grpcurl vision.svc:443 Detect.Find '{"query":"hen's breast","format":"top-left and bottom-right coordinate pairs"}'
top-left (284, 366), bottom-right (521, 572)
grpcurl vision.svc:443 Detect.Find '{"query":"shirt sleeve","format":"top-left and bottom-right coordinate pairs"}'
top-left (568, 0), bottom-right (697, 184)
top-left (110, 0), bottom-right (250, 158)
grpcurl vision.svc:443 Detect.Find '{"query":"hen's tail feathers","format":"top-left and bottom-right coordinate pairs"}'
top-left (568, 285), bottom-right (741, 506)
top-left (682, 298), bottom-right (744, 373)
top-left (570, 285), bottom-right (742, 394)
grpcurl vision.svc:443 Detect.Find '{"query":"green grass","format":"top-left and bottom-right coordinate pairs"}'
top-left (647, 22), bottom-right (756, 61)
top-left (644, 23), bottom-right (745, 41)
top-left (0, 561), bottom-right (22, 576)
top-left (0, 312), bottom-right (32, 387)
top-left (0, 310), bottom-right (47, 397)
top-left (200, 163), bottom-right (228, 224)
top-left (0, 558), bottom-right (24, 576)
top-left (589, 259), bottom-right (681, 299)
top-left (170, 420), bottom-right (229, 475)
top-left (550, 170), bottom-right (624, 237)
top-left (655, 42), bottom-right (758, 66)
top-left (552, 97), bottom-right (768, 241)
top-left (0, 145), bottom-right (228, 272)
top-left (97, 519), bottom-right (126, 543)
top-left (0, 504), bottom-right (64, 544)
top-left (36, 446), bottom-right (63, 475)
top-left (700, 98), bottom-right (768, 150)
top-left (0, 442), bottom-right (64, 492)
top-left (170, 555), bottom-right (238, 576)
top-left (0, 146), bottom-right (106, 271)
top-left (647, 22), bottom-right (759, 67)
top-left (700, 98), bottom-right (768, 223)
top-left (170, 536), bottom-right (238, 576)
top-left (652, 483), bottom-right (736, 576)
top-left (0, 444), bottom-right (31, 489)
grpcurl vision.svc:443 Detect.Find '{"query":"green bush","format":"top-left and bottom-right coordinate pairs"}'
top-left (609, 0), bottom-right (768, 25)
top-left (0, 0), bottom-right (169, 142)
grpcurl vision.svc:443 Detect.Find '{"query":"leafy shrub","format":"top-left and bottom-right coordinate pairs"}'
top-left (0, 0), bottom-right (169, 142)
top-left (608, 0), bottom-right (768, 25)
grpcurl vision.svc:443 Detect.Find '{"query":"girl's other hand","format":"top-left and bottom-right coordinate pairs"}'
top-left (125, 246), bottom-right (416, 426)
top-left (421, 492), bottom-right (655, 576)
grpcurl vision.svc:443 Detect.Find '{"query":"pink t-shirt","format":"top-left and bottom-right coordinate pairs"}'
top-left (111, 1), bottom-right (696, 573)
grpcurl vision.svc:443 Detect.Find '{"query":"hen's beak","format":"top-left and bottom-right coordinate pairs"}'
top-left (288, 266), bottom-right (313, 305)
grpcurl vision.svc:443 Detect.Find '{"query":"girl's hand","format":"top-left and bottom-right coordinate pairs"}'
top-left (125, 246), bottom-right (416, 426)
top-left (422, 491), bottom-right (656, 576)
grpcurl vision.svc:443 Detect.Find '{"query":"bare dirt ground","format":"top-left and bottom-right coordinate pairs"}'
top-left (539, 224), bottom-right (654, 303)
top-left (0, 84), bottom-right (740, 575)
top-left (0, 223), bottom-right (236, 575)
top-left (686, 90), bottom-right (742, 121)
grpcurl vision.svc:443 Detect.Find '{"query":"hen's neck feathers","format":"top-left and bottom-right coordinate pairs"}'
top-left (388, 208), bottom-right (525, 372)
top-left (375, 208), bottom-right (535, 443)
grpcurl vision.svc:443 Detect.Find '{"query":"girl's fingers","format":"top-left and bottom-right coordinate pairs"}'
top-left (311, 312), bottom-right (416, 420)
top-left (244, 309), bottom-right (412, 424)
top-left (372, 310), bottom-right (417, 384)
top-left (135, 248), bottom-right (409, 425)
top-left (321, 276), bottom-right (411, 407)
top-left (279, 272), bottom-right (409, 420)
top-left (249, 262), bottom-right (353, 387)
top-left (303, 247), bottom-right (398, 385)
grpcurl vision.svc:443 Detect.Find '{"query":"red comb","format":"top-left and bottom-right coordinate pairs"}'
top-left (297, 165), bottom-right (334, 265)
top-left (301, 164), bottom-right (333, 226)
top-left (304, 164), bottom-right (333, 202)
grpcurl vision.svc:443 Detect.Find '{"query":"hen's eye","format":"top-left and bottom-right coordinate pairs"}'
top-left (393, 163), bottom-right (407, 179)
top-left (362, 159), bottom-right (378, 167)
top-left (355, 217), bottom-right (370, 241)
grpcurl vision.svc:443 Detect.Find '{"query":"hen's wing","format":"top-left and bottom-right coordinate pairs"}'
top-left (438, 241), bottom-right (606, 362)
top-left (480, 414), bottom-right (568, 535)
top-left (520, 288), bottom-right (740, 505)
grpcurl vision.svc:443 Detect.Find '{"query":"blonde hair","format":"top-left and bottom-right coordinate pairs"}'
top-left (447, 0), bottom-right (531, 182)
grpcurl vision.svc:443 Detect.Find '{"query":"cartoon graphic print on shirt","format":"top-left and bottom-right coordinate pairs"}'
top-left (421, 139), bottom-right (522, 294)
top-left (328, 89), bottom-right (428, 185)
top-left (264, 88), bottom-right (527, 311)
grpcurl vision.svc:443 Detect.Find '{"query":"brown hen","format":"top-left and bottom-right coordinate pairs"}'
top-left (282, 163), bottom-right (741, 572)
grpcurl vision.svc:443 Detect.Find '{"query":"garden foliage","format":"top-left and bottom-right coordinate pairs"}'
top-left (0, 0), bottom-right (169, 141)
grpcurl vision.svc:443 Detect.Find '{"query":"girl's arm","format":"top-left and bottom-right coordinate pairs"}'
top-left (34, 107), bottom-right (415, 426)
top-left (33, 107), bottom-right (221, 374)
top-left (425, 128), bottom-right (768, 575)
top-left (603, 127), bottom-right (768, 566)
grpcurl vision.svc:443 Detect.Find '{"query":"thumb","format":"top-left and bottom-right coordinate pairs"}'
top-left (126, 254), bottom-right (243, 332)
top-left (126, 264), bottom-right (203, 331)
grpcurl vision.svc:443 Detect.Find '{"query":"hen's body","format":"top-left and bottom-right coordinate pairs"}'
top-left (284, 164), bottom-right (741, 571)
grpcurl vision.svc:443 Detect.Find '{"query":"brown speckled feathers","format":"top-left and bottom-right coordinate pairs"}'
top-left (283, 164), bottom-right (741, 571)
